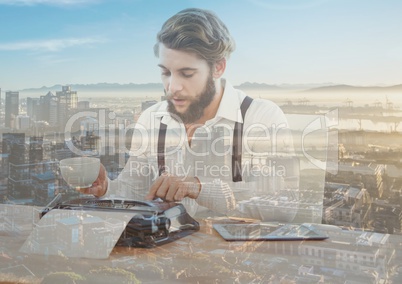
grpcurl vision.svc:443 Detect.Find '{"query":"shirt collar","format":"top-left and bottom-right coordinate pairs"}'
top-left (215, 79), bottom-right (244, 123)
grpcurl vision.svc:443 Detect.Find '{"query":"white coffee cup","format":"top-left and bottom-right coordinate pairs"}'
top-left (59, 157), bottom-right (100, 189)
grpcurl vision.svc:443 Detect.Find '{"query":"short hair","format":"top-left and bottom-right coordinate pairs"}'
top-left (154, 8), bottom-right (236, 64)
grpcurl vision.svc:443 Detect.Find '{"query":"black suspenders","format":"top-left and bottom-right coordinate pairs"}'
top-left (232, 96), bottom-right (253, 182)
top-left (157, 122), bottom-right (168, 176)
top-left (157, 96), bottom-right (254, 181)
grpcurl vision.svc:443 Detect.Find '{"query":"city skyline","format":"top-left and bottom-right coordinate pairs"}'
top-left (0, 0), bottom-right (402, 90)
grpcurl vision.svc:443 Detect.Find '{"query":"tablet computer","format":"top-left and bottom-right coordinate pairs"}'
top-left (213, 223), bottom-right (329, 241)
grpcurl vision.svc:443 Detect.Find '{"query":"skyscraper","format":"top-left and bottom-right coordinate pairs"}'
top-left (56, 86), bottom-right (78, 130)
top-left (26, 97), bottom-right (40, 121)
top-left (39, 92), bottom-right (58, 126)
top-left (5, 91), bottom-right (19, 128)
top-left (2, 133), bottom-right (29, 199)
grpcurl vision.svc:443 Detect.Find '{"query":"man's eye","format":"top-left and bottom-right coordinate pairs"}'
top-left (161, 71), bottom-right (170, 76)
top-left (182, 73), bottom-right (194, 78)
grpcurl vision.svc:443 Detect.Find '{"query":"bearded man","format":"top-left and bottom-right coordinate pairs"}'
top-left (86, 8), bottom-right (298, 222)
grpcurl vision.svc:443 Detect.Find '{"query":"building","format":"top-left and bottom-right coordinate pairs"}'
top-left (16, 115), bottom-right (30, 130)
top-left (56, 86), bottom-right (78, 130)
top-left (39, 91), bottom-right (58, 126)
top-left (2, 133), bottom-right (26, 166)
top-left (26, 97), bottom-right (40, 121)
top-left (2, 133), bottom-right (60, 204)
top-left (31, 169), bottom-right (57, 205)
top-left (5, 91), bottom-right (19, 128)
top-left (327, 161), bottom-right (385, 198)
top-left (78, 101), bottom-right (90, 109)
top-left (323, 185), bottom-right (372, 229)
top-left (2, 133), bottom-right (28, 199)
top-left (141, 100), bottom-right (157, 111)
top-left (29, 136), bottom-right (43, 165)
top-left (80, 126), bottom-right (101, 156)
top-left (299, 229), bottom-right (393, 282)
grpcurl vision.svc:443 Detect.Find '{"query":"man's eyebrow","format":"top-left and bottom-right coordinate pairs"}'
top-left (178, 67), bottom-right (197, 72)
top-left (157, 64), bottom-right (197, 72)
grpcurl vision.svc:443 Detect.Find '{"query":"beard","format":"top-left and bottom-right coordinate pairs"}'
top-left (167, 74), bottom-right (216, 124)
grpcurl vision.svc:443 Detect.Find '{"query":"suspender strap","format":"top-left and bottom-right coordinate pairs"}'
top-left (232, 96), bottom-right (253, 182)
top-left (157, 121), bottom-right (167, 176)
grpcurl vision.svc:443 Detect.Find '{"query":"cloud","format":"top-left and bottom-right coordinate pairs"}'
top-left (0, 0), bottom-right (100, 6)
top-left (35, 54), bottom-right (75, 64)
top-left (0, 37), bottom-right (104, 52)
top-left (248, 0), bottom-right (331, 10)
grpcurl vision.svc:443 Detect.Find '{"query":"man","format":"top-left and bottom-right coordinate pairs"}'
top-left (87, 8), bottom-right (299, 221)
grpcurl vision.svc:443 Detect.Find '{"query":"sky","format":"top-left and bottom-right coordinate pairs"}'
top-left (0, 0), bottom-right (401, 91)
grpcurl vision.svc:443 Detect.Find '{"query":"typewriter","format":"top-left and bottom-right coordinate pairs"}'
top-left (40, 196), bottom-right (200, 248)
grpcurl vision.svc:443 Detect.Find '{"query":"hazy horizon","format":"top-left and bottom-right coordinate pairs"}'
top-left (3, 80), bottom-right (401, 95)
top-left (9, 88), bottom-right (401, 111)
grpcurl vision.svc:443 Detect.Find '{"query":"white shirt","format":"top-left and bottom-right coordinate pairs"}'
top-left (107, 80), bottom-right (299, 222)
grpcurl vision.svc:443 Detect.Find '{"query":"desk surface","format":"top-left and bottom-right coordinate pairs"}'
top-left (1, 205), bottom-right (402, 283)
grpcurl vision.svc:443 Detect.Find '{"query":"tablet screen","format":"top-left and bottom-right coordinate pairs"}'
top-left (213, 223), bottom-right (328, 241)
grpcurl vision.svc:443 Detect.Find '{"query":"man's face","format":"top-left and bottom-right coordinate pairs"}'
top-left (157, 44), bottom-right (216, 124)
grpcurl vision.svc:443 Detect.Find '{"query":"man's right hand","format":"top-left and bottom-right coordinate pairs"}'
top-left (77, 163), bottom-right (108, 197)
top-left (145, 173), bottom-right (201, 202)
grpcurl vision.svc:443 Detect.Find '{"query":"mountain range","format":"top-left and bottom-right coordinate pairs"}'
top-left (301, 84), bottom-right (402, 93)
top-left (15, 82), bottom-right (402, 98)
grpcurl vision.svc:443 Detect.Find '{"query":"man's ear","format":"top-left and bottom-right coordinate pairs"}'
top-left (212, 58), bottom-right (226, 79)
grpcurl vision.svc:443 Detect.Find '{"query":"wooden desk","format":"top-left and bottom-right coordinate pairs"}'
top-left (1, 205), bottom-right (401, 283)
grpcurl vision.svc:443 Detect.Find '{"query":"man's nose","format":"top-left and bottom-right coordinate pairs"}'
top-left (168, 75), bottom-right (183, 94)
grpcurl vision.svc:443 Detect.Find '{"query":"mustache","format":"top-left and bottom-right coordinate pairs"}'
top-left (165, 91), bottom-right (187, 100)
